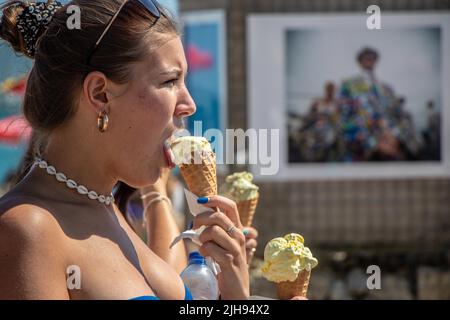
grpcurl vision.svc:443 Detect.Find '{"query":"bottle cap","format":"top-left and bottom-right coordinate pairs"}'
top-left (189, 251), bottom-right (206, 265)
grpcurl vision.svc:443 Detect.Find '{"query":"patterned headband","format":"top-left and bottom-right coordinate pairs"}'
top-left (16, 1), bottom-right (63, 57)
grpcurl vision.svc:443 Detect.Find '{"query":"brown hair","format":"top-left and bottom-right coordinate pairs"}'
top-left (1, 0), bottom-right (180, 214)
top-left (357, 46), bottom-right (379, 63)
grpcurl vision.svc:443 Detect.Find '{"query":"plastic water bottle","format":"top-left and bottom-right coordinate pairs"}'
top-left (180, 251), bottom-right (220, 300)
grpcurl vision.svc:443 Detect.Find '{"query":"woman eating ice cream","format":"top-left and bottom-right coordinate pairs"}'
top-left (0, 0), bottom-right (249, 300)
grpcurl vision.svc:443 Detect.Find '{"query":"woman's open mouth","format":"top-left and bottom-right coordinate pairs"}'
top-left (163, 140), bottom-right (176, 169)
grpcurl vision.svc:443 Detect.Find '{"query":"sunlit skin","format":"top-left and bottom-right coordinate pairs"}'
top-left (0, 37), bottom-right (251, 300)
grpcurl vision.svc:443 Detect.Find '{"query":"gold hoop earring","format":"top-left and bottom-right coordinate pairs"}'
top-left (97, 110), bottom-right (109, 133)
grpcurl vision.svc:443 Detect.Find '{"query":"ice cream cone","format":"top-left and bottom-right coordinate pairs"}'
top-left (236, 192), bottom-right (259, 227)
top-left (276, 270), bottom-right (311, 300)
top-left (261, 233), bottom-right (317, 299)
top-left (179, 150), bottom-right (217, 197)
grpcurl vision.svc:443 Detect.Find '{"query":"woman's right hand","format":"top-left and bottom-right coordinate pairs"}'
top-left (193, 195), bottom-right (250, 300)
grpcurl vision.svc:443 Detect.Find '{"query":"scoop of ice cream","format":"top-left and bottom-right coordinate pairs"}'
top-left (261, 233), bottom-right (318, 283)
top-left (170, 136), bottom-right (213, 165)
top-left (219, 171), bottom-right (259, 201)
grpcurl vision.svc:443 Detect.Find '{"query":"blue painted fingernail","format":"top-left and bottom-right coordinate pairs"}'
top-left (243, 229), bottom-right (249, 236)
top-left (197, 197), bottom-right (209, 204)
top-left (188, 221), bottom-right (194, 229)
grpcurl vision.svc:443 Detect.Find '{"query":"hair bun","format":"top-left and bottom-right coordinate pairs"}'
top-left (0, 1), bottom-right (63, 58)
top-left (0, 1), bottom-right (28, 56)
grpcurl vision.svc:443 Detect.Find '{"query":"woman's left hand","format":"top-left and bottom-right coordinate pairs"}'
top-left (193, 195), bottom-right (250, 300)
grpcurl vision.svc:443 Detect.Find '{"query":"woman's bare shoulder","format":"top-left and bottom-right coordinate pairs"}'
top-left (0, 192), bottom-right (65, 244)
top-left (0, 193), bottom-right (70, 299)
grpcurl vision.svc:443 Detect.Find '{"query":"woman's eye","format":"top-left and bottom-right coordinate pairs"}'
top-left (164, 78), bottom-right (178, 87)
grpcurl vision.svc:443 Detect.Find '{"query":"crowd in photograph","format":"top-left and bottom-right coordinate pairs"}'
top-left (288, 47), bottom-right (441, 163)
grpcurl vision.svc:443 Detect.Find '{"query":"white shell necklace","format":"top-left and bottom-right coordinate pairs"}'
top-left (34, 157), bottom-right (115, 206)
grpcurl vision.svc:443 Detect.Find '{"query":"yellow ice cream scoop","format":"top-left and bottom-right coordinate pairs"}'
top-left (261, 233), bottom-right (318, 283)
top-left (170, 136), bottom-right (213, 165)
top-left (219, 171), bottom-right (259, 201)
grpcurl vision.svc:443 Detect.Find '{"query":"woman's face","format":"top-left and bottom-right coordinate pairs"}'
top-left (108, 36), bottom-right (195, 187)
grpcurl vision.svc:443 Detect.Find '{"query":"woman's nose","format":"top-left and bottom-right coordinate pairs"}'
top-left (175, 88), bottom-right (196, 118)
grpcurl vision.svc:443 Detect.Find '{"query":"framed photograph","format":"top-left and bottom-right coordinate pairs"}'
top-left (248, 13), bottom-right (450, 180)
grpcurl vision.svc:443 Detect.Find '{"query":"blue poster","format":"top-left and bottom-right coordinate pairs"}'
top-left (182, 11), bottom-right (227, 160)
top-left (184, 23), bottom-right (221, 133)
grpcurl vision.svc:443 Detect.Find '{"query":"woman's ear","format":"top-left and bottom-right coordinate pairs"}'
top-left (83, 71), bottom-right (109, 113)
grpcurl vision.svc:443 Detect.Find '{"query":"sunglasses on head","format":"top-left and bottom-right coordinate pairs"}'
top-left (86, 0), bottom-right (161, 65)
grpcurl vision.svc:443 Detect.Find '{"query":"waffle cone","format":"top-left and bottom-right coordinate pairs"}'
top-left (179, 151), bottom-right (217, 197)
top-left (236, 193), bottom-right (259, 227)
top-left (276, 270), bottom-right (311, 300)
